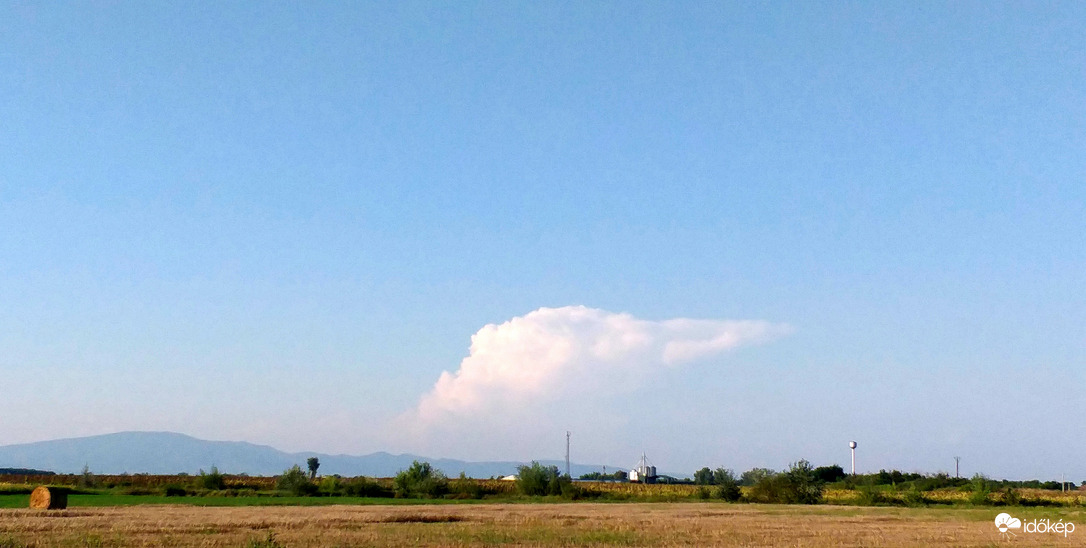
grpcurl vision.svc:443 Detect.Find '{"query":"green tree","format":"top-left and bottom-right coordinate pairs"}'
top-left (693, 467), bottom-right (714, 485)
top-left (813, 465), bottom-right (846, 484)
top-left (969, 474), bottom-right (991, 505)
top-left (713, 468), bottom-right (742, 502)
top-left (78, 464), bottom-right (97, 488)
top-left (342, 476), bottom-right (393, 498)
top-left (783, 460), bottom-right (823, 504)
top-left (516, 461), bottom-right (571, 496)
top-left (902, 484), bottom-right (928, 507)
top-left (307, 457), bottom-right (320, 479)
top-left (200, 466), bottom-right (227, 490)
top-left (740, 467), bottom-right (775, 487)
top-left (746, 461), bottom-right (823, 504)
top-left (277, 465), bottom-right (317, 496)
top-left (393, 461), bottom-right (448, 498)
top-left (747, 471), bottom-right (785, 503)
top-left (712, 468), bottom-right (735, 485)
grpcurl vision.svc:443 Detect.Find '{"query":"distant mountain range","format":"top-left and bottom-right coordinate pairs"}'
top-left (0, 432), bottom-right (622, 478)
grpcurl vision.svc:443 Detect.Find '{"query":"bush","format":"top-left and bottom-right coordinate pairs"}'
top-left (871, 469), bottom-right (924, 486)
top-left (969, 474), bottom-right (991, 506)
top-left (740, 468), bottom-right (775, 487)
top-left (1001, 487), bottom-right (1021, 506)
top-left (277, 465), bottom-right (318, 496)
top-left (747, 472), bottom-right (786, 503)
top-left (163, 485), bottom-right (187, 497)
top-left (855, 483), bottom-right (887, 506)
top-left (451, 472), bottom-right (484, 499)
top-left (516, 462), bottom-right (571, 497)
top-left (342, 477), bottom-right (393, 498)
top-left (712, 468), bottom-right (735, 486)
top-left (902, 485), bottom-right (928, 507)
top-left (784, 460), bottom-right (823, 504)
top-left (748, 460), bottom-right (823, 504)
top-left (560, 481), bottom-right (585, 500)
top-left (813, 465), bottom-right (847, 484)
top-left (579, 471), bottom-right (628, 482)
top-left (969, 490), bottom-right (991, 505)
top-left (319, 476), bottom-right (342, 496)
top-left (78, 465), bottom-right (97, 489)
top-left (710, 469), bottom-right (742, 502)
top-left (913, 473), bottom-right (968, 491)
top-left (715, 482), bottom-right (742, 502)
top-left (393, 461), bottom-right (448, 499)
top-left (199, 466), bottom-right (227, 491)
top-left (695, 467), bottom-right (742, 490)
top-left (517, 462), bottom-right (553, 496)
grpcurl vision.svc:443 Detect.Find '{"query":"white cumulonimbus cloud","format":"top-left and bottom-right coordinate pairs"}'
top-left (409, 305), bottom-right (791, 427)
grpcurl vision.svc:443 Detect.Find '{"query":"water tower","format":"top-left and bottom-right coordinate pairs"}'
top-left (849, 441), bottom-right (857, 475)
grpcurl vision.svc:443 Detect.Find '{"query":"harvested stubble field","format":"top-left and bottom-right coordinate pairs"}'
top-left (1, 502), bottom-right (1083, 547)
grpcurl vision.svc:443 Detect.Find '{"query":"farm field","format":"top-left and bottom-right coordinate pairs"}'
top-left (1, 502), bottom-right (1083, 547)
top-left (0, 494), bottom-right (460, 509)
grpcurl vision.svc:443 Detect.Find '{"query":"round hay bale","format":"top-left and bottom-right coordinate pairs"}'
top-left (29, 486), bottom-right (68, 510)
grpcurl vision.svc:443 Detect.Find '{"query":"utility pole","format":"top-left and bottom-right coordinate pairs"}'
top-left (565, 431), bottom-right (571, 478)
top-left (954, 457), bottom-right (960, 478)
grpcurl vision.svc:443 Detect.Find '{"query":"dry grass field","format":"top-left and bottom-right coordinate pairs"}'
top-left (1, 502), bottom-right (1083, 547)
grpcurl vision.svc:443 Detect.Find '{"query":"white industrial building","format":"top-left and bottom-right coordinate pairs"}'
top-left (627, 453), bottom-right (657, 483)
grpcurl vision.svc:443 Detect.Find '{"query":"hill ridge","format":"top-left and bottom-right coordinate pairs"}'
top-left (0, 431), bottom-right (621, 478)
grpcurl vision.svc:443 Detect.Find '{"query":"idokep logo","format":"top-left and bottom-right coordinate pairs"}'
top-left (994, 513), bottom-right (1021, 539)
top-left (995, 512), bottom-right (1075, 540)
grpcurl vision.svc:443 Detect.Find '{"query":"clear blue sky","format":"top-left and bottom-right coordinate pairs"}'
top-left (1, 1), bottom-right (1083, 480)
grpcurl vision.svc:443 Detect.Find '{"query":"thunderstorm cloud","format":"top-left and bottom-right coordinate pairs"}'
top-left (407, 306), bottom-right (791, 431)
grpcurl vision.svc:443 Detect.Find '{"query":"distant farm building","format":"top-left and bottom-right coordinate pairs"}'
top-left (628, 453), bottom-right (657, 484)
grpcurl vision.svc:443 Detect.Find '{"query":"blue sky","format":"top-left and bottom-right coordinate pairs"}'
top-left (1, 1), bottom-right (1083, 480)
